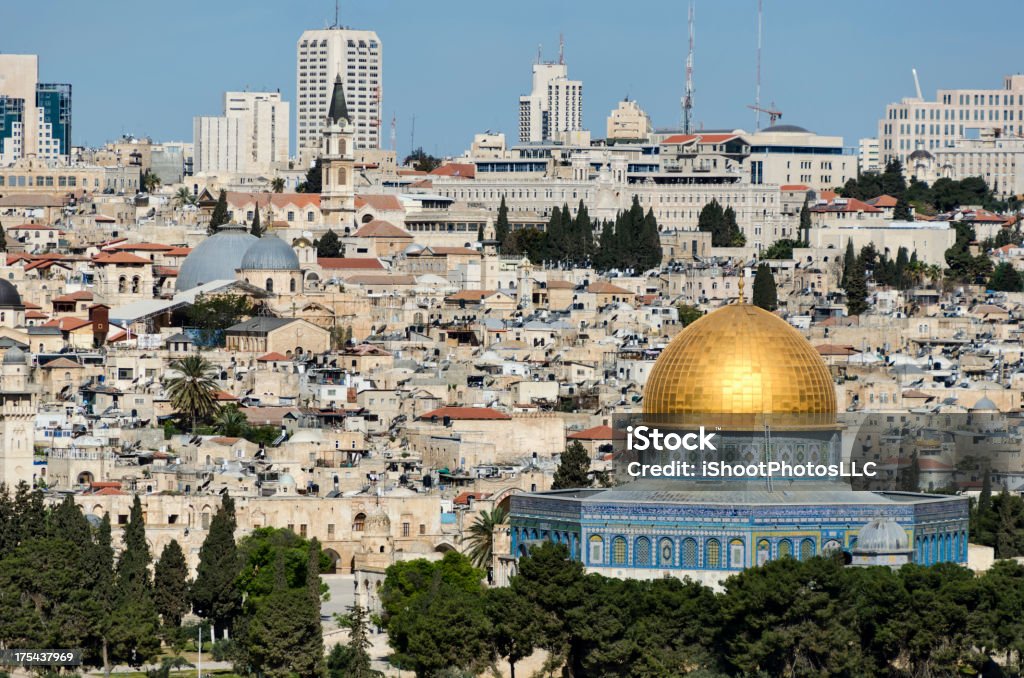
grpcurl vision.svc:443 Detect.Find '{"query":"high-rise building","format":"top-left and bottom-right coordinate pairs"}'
top-left (878, 74), bottom-right (1024, 168)
top-left (296, 27), bottom-right (382, 164)
top-left (518, 59), bottom-right (584, 144)
top-left (859, 137), bottom-right (881, 174)
top-left (606, 99), bottom-right (652, 142)
top-left (0, 55), bottom-right (72, 162)
top-left (193, 91), bottom-right (289, 174)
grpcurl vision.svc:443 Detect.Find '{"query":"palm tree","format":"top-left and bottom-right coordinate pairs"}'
top-left (215, 405), bottom-right (248, 438)
top-left (174, 187), bottom-right (196, 208)
top-left (141, 169), bottom-right (161, 194)
top-left (461, 506), bottom-right (508, 571)
top-left (270, 177), bottom-right (285, 193)
top-left (165, 355), bottom-right (219, 431)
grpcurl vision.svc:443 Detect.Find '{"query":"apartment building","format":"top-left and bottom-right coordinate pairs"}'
top-left (878, 74), bottom-right (1024, 166)
top-left (296, 27), bottom-right (382, 163)
top-left (193, 91), bottom-right (288, 175)
top-left (0, 55), bottom-right (72, 162)
top-left (859, 137), bottom-right (881, 174)
top-left (518, 61), bottom-right (584, 144)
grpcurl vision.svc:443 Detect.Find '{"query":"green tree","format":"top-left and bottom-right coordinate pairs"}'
top-left (552, 440), bottom-right (592, 490)
top-left (141, 169), bottom-right (160, 194)
top-left (0, 224), bottom-right (6, 251)
top-left (192, 495), bottom-right (241, 639)
top-left (296, 160), bottom-right (322, 193)
top-left (752, 263), bottom-right (778, 311)
top-left (403, 147), bottom-right (441, 173)
top-left (894, 195), bottom-right (914, 221)
top-left (989, 261), bottom-right (1024, 292)
top-left (495, 196), bottom-right (511, 250)
top-left (215, 405), bottom-right (248, 438)
top-left (110, 496), bottom-right (161, 668)
top-left (208, 190), bottom-right (229, 235)
top-left (153, 540), bottom-right (191, 628)
top-left (187, 294), bottom-right (254, 347)
top-left (486, 587), bottom-right (539, 678)
top-left (328, 605), bottom-right (382, 678)
top-left (762, 239), bottom-right (801, 260)
top-left (165, 354), bottom-right (220, 431)
top-left (799, 199), bottom-right (812, 244)
top-left (249, 207), bottom-right (263, 238)
top-left (270, 177), bottom-right (285, 193)
top-left (697, 200), bottom-right (725, 246)
top-left (174, 187), bottom-right (196, 208)
top-left (845, 255), bottom-right (869, 316)
top-left (316, 229), bottom-right (343, 258)
top-left (676, 303), bottom-right (703, 327)
top-left (842, 238), bottom-right (856, 288)
top-left (461, 506), bottom-right (507, 571)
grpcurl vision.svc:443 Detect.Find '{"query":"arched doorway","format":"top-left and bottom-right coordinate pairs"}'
top-left (322, 548), bottom-right (341, 574)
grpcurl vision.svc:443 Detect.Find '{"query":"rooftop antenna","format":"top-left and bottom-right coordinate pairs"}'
top-left (755, 0), bottom-right (763, 130)
top-left (912, 68), bottom-right (923, 100)
top-left (390, 112), bottom-right (396, 153)
top-left (537, 43), bottom-right (542, 64)
top-left (683, 1), bottom-right (695, 134)
top-left (410, 114), bottom-right (416, 153)
top-left (333, 0), bottom-right (339, 28)
top-left (559, 33), bottom-right (565, 65)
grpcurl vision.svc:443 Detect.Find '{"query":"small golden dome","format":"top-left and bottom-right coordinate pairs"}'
top-left (643, 303), bottom-right (836, 416)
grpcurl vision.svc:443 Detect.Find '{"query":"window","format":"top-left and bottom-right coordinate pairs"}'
top-left (353, 513), bottom-right (366, 531)
top-left (682, 538), bottom-right (697, 567)
top-left (659, 538), bottom-right (673, 566)
top-left (778, 539), bottom-right (793, 558)
top-left (800, 538), bottom-right (815, 560)
top-left (290, 278), bottom-right (297, 293)
top-left (706, 539), bottom-right (721, 568)
top-left (757, 539), bottom-right (771, 565)
top-left (588, 535), bottom-right (604, 563)
top-left (729, 539), bottom-right (744, 568)
top-left (611, 536), bottom-right (627, 565)
top-left (634, 537), bottom-right (651, 566)
top-left (419, 524), bottom-right (426, 535)
top-left (402, 522), bottom-right (410, 537)
top-left (266, 278), bottom-right (274, 292)
top-left (300, 524), bottom-right (307, 537)
top-left (327, 524), bottom-right (335, 538)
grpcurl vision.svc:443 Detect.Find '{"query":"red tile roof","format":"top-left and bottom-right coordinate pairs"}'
top-left (568, 424), bottom-right (617, 440)
top-left (419, 406), bottom-right (511, 421)
top-left (92, 252), bottom-right (152, 265)
top-left (352, 220), bottom-right (412, 238)
top-left (108, 242), bottom-right (173, 252)
top-left (53, 291), bottom-right (93, 302)
top-left (43, 317), bottom-right (92, 331)
top-left (355, 194), bottom-right (403, 211)
top-left (810, 198), bottom-right (881, 214)
top-left (257, 352), bottom-right (289, 362)
top-left (661, 133), bottom-right (739, 145)
top-left (815, 344), bottom-right (860, 356)
top-left (780, 184), bottom-right (810, 191)
top-left (588, 281), bottom-right (634, 295)
top-left (318, 257), bottom-right (385, 270)
top-left (454, 491), bottom-right (490, 505)
top-left (431, 163), bottom-right (476, 179)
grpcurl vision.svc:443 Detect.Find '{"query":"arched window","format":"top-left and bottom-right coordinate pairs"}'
top-left (634, 537), bottom-right (651, 567)
top-left (290, 278), bottom-right (297, 293)
top-left (131, 276), bottom-right (140, 293)
top-left (757, 539), bottom-right (771, 565)
top-left (778, 539), bottom-right (793, 558)
top-left (588, 535), bottom-right (603, 564)
top-left (706, 539), bottom-right (721, 568)
top-left (729, 539), bottom-right (744, 568)
top-left (800, 538), bottom-right (815, 560)
top-left (611, 536), bottom-right (627, 565)
top-left (659, 538), bottom-right (674, 566)
top-left (353, 513), bottom-right (366, 532)
top-left (338, 168), bottom-right (346, 185)
top-left (118, 276), bottom-right (127, 292)
top-left (682, 538), bottom-right (697, 567)
top-left (265, 278), bottom-right (274, 292)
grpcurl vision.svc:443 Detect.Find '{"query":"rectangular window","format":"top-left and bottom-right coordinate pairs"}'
top-left (402, 522), bottom-right (410, 537)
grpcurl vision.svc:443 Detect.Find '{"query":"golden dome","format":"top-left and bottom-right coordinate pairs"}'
top-left (643, 303), bottom-right (836, 417)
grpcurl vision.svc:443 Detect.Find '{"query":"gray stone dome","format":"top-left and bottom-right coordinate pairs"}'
top-left (3, 346), bottom-right (27, 365)
top-left (854, 518), bottom-right (909, 553)
top-left (971, 396), bottom-right (998, 412)
top-left (240, 234), bottom-right (300, 271)
top-left (0, 279), bottom-right (23, 308)
top-left (176, 224), bottom-right (259, 292)
top-left (909, 149), bottom-right (933, 160)
top-left (364, 505), bottom-right (391, 535)
top-left (762, 124), bottom-right (810, 134)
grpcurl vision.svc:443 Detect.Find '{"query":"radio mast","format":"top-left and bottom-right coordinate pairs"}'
top-left (682, 2), bottom-right (695, 134)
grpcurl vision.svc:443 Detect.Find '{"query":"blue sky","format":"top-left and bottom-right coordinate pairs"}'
top-left (2, 0), bottom-right (1022, 158)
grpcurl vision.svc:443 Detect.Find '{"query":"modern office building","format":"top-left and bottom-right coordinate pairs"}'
top-left (0, 55), bottom-right (72, 162)
top-left (859, 137), bottom-right (881, 174)
top-left (878, 74), bottom-right (1024, 166)
top-left (518, 60), bottom-right (584, 144)
top-left (296, 27), bottom-right (382, 164)
top-left (193, 91), bottom-right (288, 174)
top-left (744, 124), bottom-right (852, 192)
top-left (606, 99), bottom-right (652, 143)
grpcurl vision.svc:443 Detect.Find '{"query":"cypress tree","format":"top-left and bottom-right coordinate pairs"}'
top-left (110, 496), bottom-right (160, 667)
top-left (723, 206), bottom-right (745, 246)
top-left (842, 239), bottom-right (856, 288)
top-left (250, 206), bottom-right (263, 237)
top-left (594, 220), bottom-right (614, 271)
top-left (845, 256), bottom-right (869, 316)
top-left (575, 200), bottom-right (593, 263)
top-left (154, 540), bottom-right (191, 628)
top-left (117, 496), bottom-right (151, 592)
top-left (640, 207), bottom-right (662, 271)
top-left (752, 263), bottom-right (778, 311)
top-left (208, 190), bottom-right (229, 235)
top-left (698, 200), bottom-right (725, 245)
top-left (894, 196), bottom-right (913, 221)
top-left (316, 229), bottom-right (342, 257)
top-left (0, 224), bottom-right (6, 251)
top-left (477, 222), bottom-right (485, 242)
top-left (192, 494), bottom-right (242, 639)
top-left (895, 247), bottom-right (910, 289)
top-left (799, 199), bottom-right (812, 245)
top-left (495, 196), bottom-right (511, 250)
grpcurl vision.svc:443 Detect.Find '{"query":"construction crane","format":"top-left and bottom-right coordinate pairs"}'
top-left (747, 103), bottom-right (782, 126)
top-left (682, 2), bottom-right (695, 134)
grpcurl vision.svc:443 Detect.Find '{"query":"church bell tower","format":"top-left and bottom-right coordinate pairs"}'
top-left (320, 75), bottom-right (356, 227)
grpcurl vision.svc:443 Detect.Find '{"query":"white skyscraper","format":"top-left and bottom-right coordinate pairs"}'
top-left (193, 91), bottom-right (289, 175)
top-left (296, 27), bottom-right (382, 164)
top-left (518, 60), bottom-right (583, 144)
